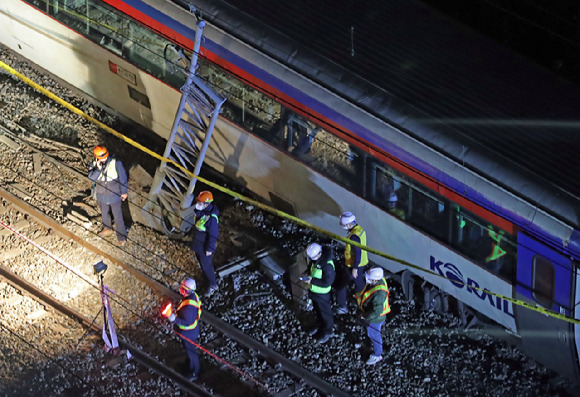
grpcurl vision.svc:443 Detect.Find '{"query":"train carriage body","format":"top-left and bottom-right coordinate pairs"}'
top-left (2, 0), bottom-right (580, 384)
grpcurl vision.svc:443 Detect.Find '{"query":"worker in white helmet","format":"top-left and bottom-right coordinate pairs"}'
top-left (356, 267), bottom-right (391, 365)
top-left (335, 211), bottom-right (369, 314)
top-left (301, 243), bottom-right (336, 344)
top-left (165, 277), bottom-right (202, 381)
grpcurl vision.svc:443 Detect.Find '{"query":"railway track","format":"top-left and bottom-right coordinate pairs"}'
top-left (0, 127), bottom-right (351, 396)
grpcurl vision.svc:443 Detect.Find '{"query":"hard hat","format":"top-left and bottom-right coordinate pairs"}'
top-left (306, 243), bottom-right (322, 260)
top-left (196, 191), bottom-right (213, 203)
top-left (180, 278), bottom-right (196, 295)
top-left (340, 211), bottom-right (356, 226)
top-left (388, 193), bottom-right (398, 208)
top-left (93, 146), bottom-right (109, 160)
top-left (366, 267), bottom-right (384, 281)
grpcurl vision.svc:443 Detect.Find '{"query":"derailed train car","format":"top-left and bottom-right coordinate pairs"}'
top-left (1, 0), bottom-right (580, 385)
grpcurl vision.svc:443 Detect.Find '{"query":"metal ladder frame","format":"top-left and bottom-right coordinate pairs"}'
top-left (145, 20), bottom-right (226, 235)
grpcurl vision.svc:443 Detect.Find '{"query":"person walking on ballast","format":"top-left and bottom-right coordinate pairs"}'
top-left (356, 267), bottom-right (391, 365)
top-left (190, 191), bottom-right (219, 296)
top-left (88, 146), bottom-right (128, 247)
top-left (166, 278), bottom-right (202, 381)
top-left (335, 211), bottom-right (369, 314)
top-left (301, 243), bottom-right (336, 344)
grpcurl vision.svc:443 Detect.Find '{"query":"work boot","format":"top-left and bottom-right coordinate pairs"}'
top-left (366, 355), bottom-right (382, 365)
top-left (308, 328), bottom-right (320, 337)
top-left (316, 332), bottom-right (333, 344)
top-left (116, 240), bottom-right (126, 247)
top-left (336, 306), bottom-right (348, 315)
top-left (98, 228), bottom-right (114, 238)
top-left (204, 285), bottom-right (218, 297)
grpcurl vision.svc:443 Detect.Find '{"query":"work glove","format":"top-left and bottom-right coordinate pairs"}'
top-left (168, 313), bottom-right (176, 322)
top-left (351, 268), bottom-right (358, 278)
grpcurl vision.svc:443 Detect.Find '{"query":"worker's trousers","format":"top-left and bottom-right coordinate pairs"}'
top-left (195, 251), bottom-right (217, 289)
top-left (99, 200), bottom-right (126, 242)
top-left (311, 291), bottom-right (334, 336)
top-left (367, 321), bottom-right (384, 356)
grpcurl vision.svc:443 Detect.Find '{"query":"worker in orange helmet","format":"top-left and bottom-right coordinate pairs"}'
top-left (88, 145), bottom-right (128, 247)
top-left (190, 191), bottom-right (220, 296)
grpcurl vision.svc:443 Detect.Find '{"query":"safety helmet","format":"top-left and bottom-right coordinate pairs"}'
top-left (306, 243), bottom-right (322, 260)
top-left (365, 267), bottom-right (384, 282)
top-left (388, 193), bottom-right (398, 208)
top-left (196, 191), bottom-right (213, 203)
top-left (93, 146), bottom-right (109, 160)
top-left (340, 211), bottom-right (356, 227)
top-left (180, 278), bottom-right (197, 296)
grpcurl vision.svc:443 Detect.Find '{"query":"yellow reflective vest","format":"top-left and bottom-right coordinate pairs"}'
top-left (97, 158), bottom-right (119, 182)
top-left (345, 225), bottom-right (368, 268)
top-left (175, 292), bottom-right (202, 330)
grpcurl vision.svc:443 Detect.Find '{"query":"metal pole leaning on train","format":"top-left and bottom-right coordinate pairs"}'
top-left (1, 59), bottom-right (579, 326)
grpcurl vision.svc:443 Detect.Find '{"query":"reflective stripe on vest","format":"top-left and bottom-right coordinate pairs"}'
top-left (310, 259), bottom-right (335, 294)
top-left (345, 225), bottom-right (368, 268)
top-left (195, 213), bottom-right (219, 232)
top-left (97, 158), bottom-right (118, 182)
top-left (176, 293), bottom-right (202, 330)
top-left (357, 278), bottom-right (390, 316)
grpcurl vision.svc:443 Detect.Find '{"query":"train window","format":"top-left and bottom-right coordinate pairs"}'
top-left (531, 256), bottom-right (555, 308)
top-left (407, 187), bottom-right (448, 242)
top-left (368, 163), bottom-right (408, 221)
top-left (197, 58), bottom-right (281, 136)
top-left (308, 127), bottom-right (361, 193)
top-left (23, 0), bottom-right (48, 13)
top-left (452, 208), bottom-right (516, 281)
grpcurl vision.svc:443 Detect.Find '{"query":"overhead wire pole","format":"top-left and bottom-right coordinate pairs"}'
top-left (156, 21), bottom-right (205, 168)
top-left (145, 18), bottom-right (226, 235)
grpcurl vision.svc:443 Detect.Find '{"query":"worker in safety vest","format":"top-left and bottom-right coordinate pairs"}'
top-left (88, 146), bottom-right (128, 247)
top-left (190, 191), bottom-right (220, 296)
top-left (356, 267), bottom-right (390, 365)
top-left (335, 211), bottom-right (369, 314)
top-left (301, 243), bottom-right (336, 344)
top-left (167, 277), bottom-right (202, 381)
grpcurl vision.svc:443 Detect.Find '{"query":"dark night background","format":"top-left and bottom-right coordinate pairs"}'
top-left (422, 0), bottom-right (580, 85)
top-left (221, 0), bottom-right (580, 200)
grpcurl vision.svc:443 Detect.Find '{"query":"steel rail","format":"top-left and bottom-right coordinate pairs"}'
top-left (0, 263), bottom-right (214, 397)
top-left (0, 183), bottom-right (351, 396)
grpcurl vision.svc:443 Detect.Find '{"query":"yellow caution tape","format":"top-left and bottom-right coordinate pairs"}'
top-left (1, 60), bottom-right (577, 326)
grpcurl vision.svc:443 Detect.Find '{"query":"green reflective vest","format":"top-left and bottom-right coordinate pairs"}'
top-left (345, 225), bottom-right (368, 268)
top-left (195, 213), bottom-right (219, 232)
top-left (176, 293), bottom-right (202, 330)
top-left (310, 259), bottom-right (335, 294)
